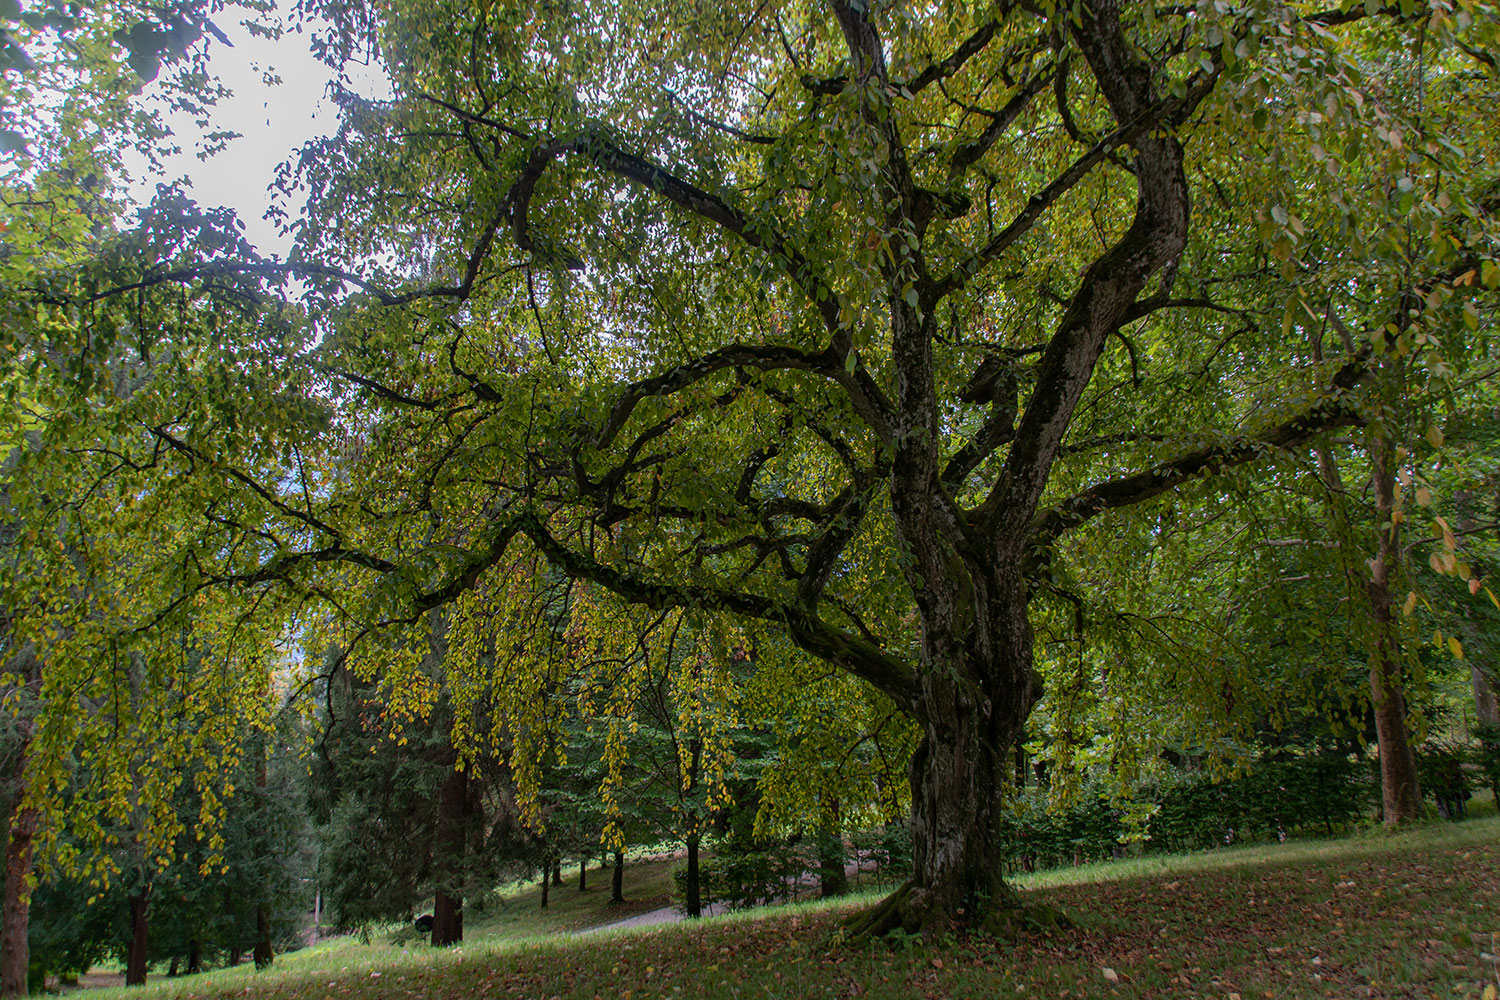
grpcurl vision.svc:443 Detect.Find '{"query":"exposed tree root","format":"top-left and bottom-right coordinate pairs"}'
top-left (840, 881), bottom-right (915, 939)
top-left (839, 881), bottom-right (1073, 944)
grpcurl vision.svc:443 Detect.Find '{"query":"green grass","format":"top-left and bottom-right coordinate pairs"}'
top-left (464, 855), bottom-right (681, 940)
top-left (77, 817), bottom-right (1500, 1000)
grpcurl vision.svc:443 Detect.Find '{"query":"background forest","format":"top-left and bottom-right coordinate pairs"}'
top-left (2, 0), bottom-right (1500, 992)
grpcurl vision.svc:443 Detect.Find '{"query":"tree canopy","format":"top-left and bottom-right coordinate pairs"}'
top-left (4, 0), bottom-right (1499, 943)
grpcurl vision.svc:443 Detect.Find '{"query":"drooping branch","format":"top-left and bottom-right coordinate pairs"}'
top-left (590, 343), bottom-right (890, 449)
top-left (511, 132), bottom-right (841, 333)
top-left (509, 131), bottom-right (896, 438)
top-left (514, 509), bottom-right (920, 710)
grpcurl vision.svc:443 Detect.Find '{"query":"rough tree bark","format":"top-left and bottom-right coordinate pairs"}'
top-left (610, 850), bottom-right (624, 904)
top-left (0, 796), bottom-right (37, 998)
top-left (1, 647), bottom-right (41, 999)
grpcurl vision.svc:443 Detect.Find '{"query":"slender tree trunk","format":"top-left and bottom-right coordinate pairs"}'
top-left (125, 891), bottom-right (149, 986)
top-left (683, 835), bottom-right (701, 918)
top-left (538, 860), bottom-right (550, 909)
top-left (1366, 437), bottom-right (1423, 824)
top-left (228, 949), bottom-right (241, 967)
top-left (610, 850), bottom-right (624, 904)
top-left (430, 761), bottom-right (467, 947)
top-left (1314, 442), bottom-right (1422, 825)
top-left (550, 861), bottom-right (562, 887)
top-left (251, 743), bottom-right (274, 969)
top-left (577, 859), bottom-right (586, 892)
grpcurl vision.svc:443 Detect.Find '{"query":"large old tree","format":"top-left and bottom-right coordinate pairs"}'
top-left (13, 0), bottom-right (1499, 937)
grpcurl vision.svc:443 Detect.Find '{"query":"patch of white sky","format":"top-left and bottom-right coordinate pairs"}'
top-left (124, 0), bottom-right (391, 259)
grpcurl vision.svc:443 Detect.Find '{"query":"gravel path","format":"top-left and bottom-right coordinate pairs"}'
top-left (584, 901), bottom-right (730, 933)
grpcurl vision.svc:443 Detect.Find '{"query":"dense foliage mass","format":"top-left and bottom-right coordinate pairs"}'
top-left (3, 0), bottom-right (1500, 978)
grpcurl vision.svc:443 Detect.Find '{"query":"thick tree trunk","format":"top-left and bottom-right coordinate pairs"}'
top-left (550, 862), bottom-right (562, 887)
top-left (907, 645), bottom-right (1036, 932)
top-left (125, 891), bottom-right (149, 986)
top-left (186, 940), bottom-right (201, 975)
top-left (683, 836), bottom-right (701, 918)
top-left (610, 850), bottom-right (624, 904)
top-left (430, 761), bottom-right (467, 946)
top-left (251, 904), bottom-right (273, 969)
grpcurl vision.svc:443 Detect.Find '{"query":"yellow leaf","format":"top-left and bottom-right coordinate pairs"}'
top-left (1402, 591), bottom-right (1417, 616)
top-left (1425, 424), bottom-right (1444, 448)
top-left (1414, 486), bottom-right (1431, 507)
top-left (1448, 636), bottom-right (1463, 660)
top-left (1469, 578), bottom-right (1481, 596)
top-left (1487, 586), bottom-right (1500, 611)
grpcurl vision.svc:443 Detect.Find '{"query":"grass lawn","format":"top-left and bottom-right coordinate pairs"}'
top-left (463, 855), bottom-right (681, 940)
top-left (81, 817), bottom-right (1500, 1000)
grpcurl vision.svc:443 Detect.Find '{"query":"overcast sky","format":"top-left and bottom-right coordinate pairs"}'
top-left (127, 6), bottom-right (391, 258)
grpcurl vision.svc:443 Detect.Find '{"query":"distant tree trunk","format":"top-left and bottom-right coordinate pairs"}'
top-left (1315, 441), bottom-right (1422, 825)
top-left (186, 940), bottom-right (201, 975)
top-left (125, 891), bottom-right (149, 986)
top-left (818, 831), bottom-right (848, 899)
top-left (550, 861), bottom-right (562, 887)
top-left (611, 851), bottom-right (624, 904)
top-left (683, 835), bottom-right (701, 918)
top-left (168, 957), bottom-right (179, 978)
top-left (228, 949), bottom-right (241, 967)
top-left (251, 904), bottom-right (273, 969)
top-left (1475, 664), bottom-right (1499, 728)
top-left (251, 743), bottom-right (274, 969)
top-left (430, 761), bottom-right (467, 947)
top-left (578, 859), bottom-right (586, 891)
top-left (538, 861), bottom-right (550, 909)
